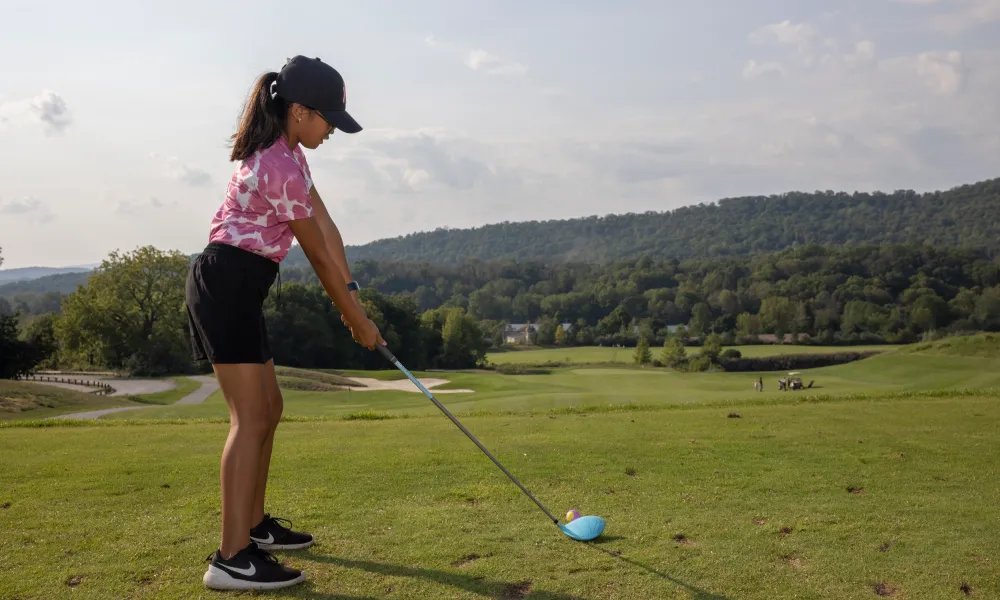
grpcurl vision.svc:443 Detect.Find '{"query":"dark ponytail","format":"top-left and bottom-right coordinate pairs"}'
top-left (229, 72), bottom-right (288, 162)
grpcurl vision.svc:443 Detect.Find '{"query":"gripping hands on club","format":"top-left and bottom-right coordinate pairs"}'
top-left (350, 316), bottom-right (384, 350)
top-left (339, 295), bottom-right (384, 350)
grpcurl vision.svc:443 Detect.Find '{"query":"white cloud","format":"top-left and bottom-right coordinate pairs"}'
top-left (846, 40), bottom-right (878, 66)
top-left (148, 152), bottom-right (213, 187)
top-left (0, 196), bottom-right (55, 223)
top-left (0, 90), bottom-right (72, 135)
top-left (748, 20), bottom-right (816, 50)
top-left (742, 59), bottom-right (786, 80)
top-left (745, 20), bottom-right (879, 72)
top-left (896, 0), bottom-right (1000, 32)
top-left (422, 33), bottom-right (527, 76)
top-left (318, 128), bottom-right (529, 196)
top-left (321, 41), bottom-right (998, 226)
top-left (931, 0), bottom-right (1000, 32)
top-left (465, 49), bottom-right (528, 75)
top-left (112, 196), bottom-right (173, 216)
top-left (916, 50), bottom-right (966, 94)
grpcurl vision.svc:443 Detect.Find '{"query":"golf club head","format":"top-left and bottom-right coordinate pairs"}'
top-left (559, 515), bottom-right (606, 541)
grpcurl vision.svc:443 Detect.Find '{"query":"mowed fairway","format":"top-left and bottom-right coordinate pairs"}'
top-left (2, 395), bottom-right (998, 599)
top-left (485, 344), bottom-right (902, 365)
top-left (89, 349), bottom-right (1000, 422)
top-left (2, 338), bottom-right (999, 598)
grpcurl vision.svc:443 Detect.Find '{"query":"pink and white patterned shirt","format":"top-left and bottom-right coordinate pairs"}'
top-left (208, 136), bottom-right (315, 262)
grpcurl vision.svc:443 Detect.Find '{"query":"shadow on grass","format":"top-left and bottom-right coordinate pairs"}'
top-left (584, 542), bottom-right (733, 600)
top-left (297, 552), bottom-right (586, 599)
top-left (297, 545), bottom-right (733, 600)
top-left (268, 586), bottom-right (378, 600)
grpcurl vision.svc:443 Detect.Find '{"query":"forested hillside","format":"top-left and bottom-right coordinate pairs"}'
top-left (277, 243), bottom-right (1000, 346)
top-left (273, 178), bottom-right (1000, 265)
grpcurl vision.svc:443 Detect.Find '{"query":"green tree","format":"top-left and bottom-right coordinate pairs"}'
top-left (633, 336), bottom-right (652, 365)
top-left (21, 314), bottom-right (58, 369)
top-left (55, 246), bottom-right (191, 375)
top-left (554, 324), bottom-right (567, 346)
top-left (689, 302), bottom-right (712, 335)
top-left (440, 307), bottom-right (488, 368)
top-left (660, 336), bottom-right (686, 368)
top-left (535, 315), bottom-right (558, 345)
top-left (478, 319), bottom-right (507, 348)
top-left (974, 286), bottom-right (1000, 328)
top-left (574, 319), bottom-right (595, 345)
top-left (597, 305), bottom-right (630, 336)
top-left (1, 312), bottom-right (41, 378)
top-left (736, 312), bottom-right (761, 339)
top-left (909, 293), bottom-right (950, 332)
top-left (760, 296), bottom-right (796, 335)
top-left (701, 332), bottom-right (723, 362)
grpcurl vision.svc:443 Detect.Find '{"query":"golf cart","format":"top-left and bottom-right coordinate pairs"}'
top-left (779, 372), bottom-right (813, 391)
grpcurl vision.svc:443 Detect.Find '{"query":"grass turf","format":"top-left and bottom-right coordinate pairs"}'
top-left (1, 393), bottom-right (996, 599)
top-left (132, 377), bottom-right (203, 405)
top-left (90, 349), bottom-right (1000, 422)
top-left (486, 344), bottom-right (901, 365)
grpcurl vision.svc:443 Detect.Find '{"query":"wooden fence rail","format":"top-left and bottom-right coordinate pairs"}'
top-left (16, 374), bottom-right (117, 396)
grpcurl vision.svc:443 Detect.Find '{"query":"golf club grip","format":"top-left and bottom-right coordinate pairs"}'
top-left (375, 345), bottom-right (560, 524)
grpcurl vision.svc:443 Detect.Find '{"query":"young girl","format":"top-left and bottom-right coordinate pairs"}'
top-left (186, 55), bottom-right (384, 591)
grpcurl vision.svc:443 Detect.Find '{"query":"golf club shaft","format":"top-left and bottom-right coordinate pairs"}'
top-left (376, 345), bottom-right (560, 524)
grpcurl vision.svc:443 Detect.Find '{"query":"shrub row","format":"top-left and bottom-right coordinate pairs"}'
top-left (719, 351), bottom-right (883, 372)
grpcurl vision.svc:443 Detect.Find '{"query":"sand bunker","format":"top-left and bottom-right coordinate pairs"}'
top-left (346, 377), bottom-right (474, 394)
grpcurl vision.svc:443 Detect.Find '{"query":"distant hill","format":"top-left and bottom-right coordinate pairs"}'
top-left (283, 177), bottom-right (1000, 266)
top-left (0, 266), bottom-right (94, 284)
top-left (0, 271), bottom-right (91, 297)
top-left (8, 177), bottom-right (1000, 298)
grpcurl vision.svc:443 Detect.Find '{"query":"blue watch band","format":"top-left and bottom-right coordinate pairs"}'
top-left (346, 281), bottom-right (360, 292)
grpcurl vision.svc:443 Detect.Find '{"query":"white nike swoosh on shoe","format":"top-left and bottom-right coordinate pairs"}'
top-left (218, 562), bottom-right (257, 577)
top-left (251, 533), bottom-right (275, 544)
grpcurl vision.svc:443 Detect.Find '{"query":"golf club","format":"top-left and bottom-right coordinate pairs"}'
top-left (375, 344), bottom-right (606, 542)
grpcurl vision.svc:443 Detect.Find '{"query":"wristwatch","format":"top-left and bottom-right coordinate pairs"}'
top-left (346, 281), bottom-right (360, 292)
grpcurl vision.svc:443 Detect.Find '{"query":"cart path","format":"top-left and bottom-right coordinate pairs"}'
top-left (45, 375), bottom-right (219, 420)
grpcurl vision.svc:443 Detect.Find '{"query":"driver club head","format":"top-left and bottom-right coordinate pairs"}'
top-left (558, 515), bottom-right (606, 541)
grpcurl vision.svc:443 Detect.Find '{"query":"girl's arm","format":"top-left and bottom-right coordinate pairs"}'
top-left (309, 187), bottom-right (356, 288)
top-left (288, 216), bottom-right (383, 349)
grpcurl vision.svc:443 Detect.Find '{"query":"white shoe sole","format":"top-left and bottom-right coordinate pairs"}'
top-left (203, 565), bottom-right (306, 590)
top-left (252, 538), bottom-right (314, 551)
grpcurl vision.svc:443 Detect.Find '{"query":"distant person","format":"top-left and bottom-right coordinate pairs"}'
top-left (758, 376), bottom-right (763, 392)
top-left (186, 56), bottom-right (384, 591)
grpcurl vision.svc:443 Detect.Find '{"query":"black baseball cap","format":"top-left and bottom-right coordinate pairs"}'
top-left (274, 55), bottom-right (362, 134)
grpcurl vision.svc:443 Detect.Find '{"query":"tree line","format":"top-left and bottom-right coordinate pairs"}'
top-left (0, 246), bottom-right (490, 377)
top-left (275, 177), bottom-right (1000, 265)
top-left (3, 241), bottom-right (1000, 378)
top-left (280, 243), bottom-right (1000, 347)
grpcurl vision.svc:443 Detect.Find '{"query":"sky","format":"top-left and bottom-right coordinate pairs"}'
top-left (1, 0), bottom-right (999, 269)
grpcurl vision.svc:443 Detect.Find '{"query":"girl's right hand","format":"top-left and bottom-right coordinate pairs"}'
top-left (351, 317), bottom-right (385, 350)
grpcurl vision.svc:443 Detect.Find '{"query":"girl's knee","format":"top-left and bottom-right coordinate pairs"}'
top-left (233, 415), bottom-right (272, 440)
top-left (269, 396), bottom-right (283, 429)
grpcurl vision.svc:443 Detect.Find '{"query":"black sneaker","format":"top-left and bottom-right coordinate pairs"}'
top-left (203, 542), bottom-right (305, 591)
top-left (250, 513), bottom-right (315, 550)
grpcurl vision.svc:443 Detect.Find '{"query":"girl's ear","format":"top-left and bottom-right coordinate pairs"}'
top-left (289, 103), bottom-right (308, 123)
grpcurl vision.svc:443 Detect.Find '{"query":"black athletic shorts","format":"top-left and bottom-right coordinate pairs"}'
top-left (185, 242), bottom-right (279, 364)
